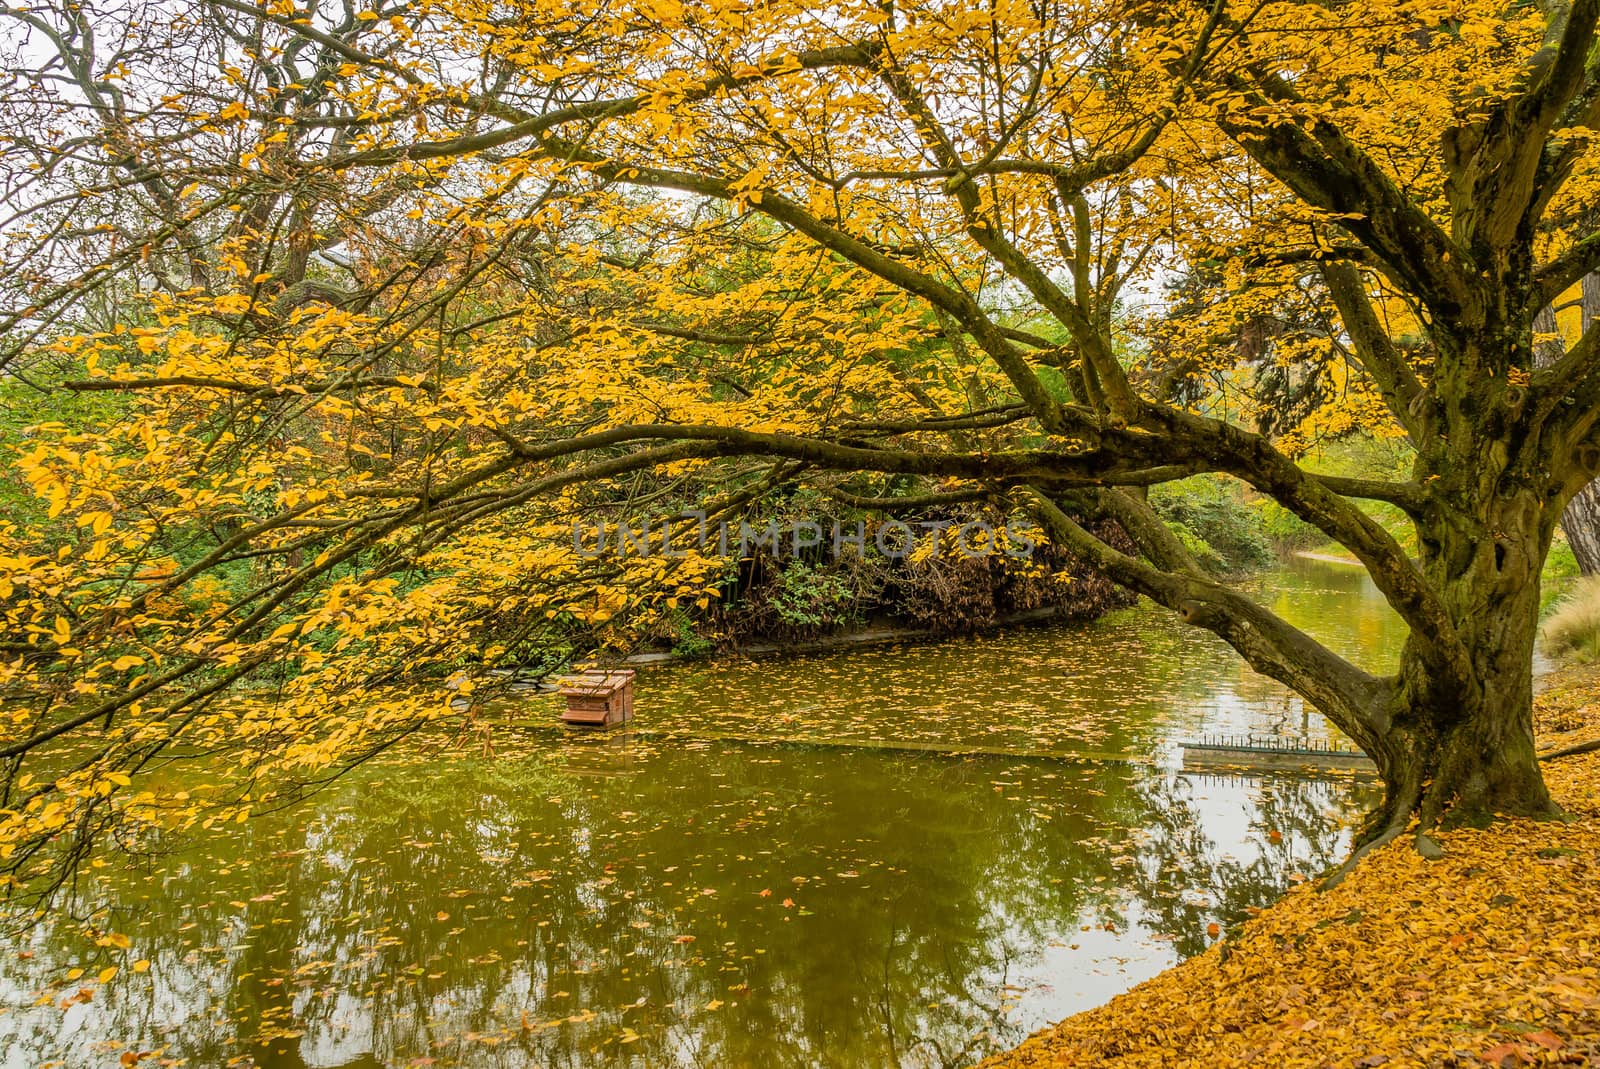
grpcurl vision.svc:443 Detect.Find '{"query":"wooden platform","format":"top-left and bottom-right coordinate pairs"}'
top-left (1181, 735), bottom-right (1377, 774)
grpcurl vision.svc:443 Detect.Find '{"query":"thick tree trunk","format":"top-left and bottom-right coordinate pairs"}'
top-left (1041, 342), bottom-right (1567, 840)
top-left (1357, 489), bottom-right (1559, 841)
top-left (1054, 478), bottom-right (1561, 840)
top-left (1370, 679), bottom-right (1552, 838)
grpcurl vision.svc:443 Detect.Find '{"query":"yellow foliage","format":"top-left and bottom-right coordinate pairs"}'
top-left (0, 0), bottom-right (1594, 894)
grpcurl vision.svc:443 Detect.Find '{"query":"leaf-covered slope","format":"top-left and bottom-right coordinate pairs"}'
top-left (977, 669), bottom-right (1600, 1069)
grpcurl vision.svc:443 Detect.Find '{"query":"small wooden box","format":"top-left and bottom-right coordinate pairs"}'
top-left (558, 669), bottom-right (636, 728)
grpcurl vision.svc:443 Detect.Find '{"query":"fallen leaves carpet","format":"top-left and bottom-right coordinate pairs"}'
top-left (974, 666), bottom-right (1600, 1069)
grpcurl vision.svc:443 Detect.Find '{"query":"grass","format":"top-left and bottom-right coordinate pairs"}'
top-left (1541, 573), bottom-right (1600, 662)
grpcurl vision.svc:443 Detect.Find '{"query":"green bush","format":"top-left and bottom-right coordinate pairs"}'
top-left (768, 560), bottom-right (858, 632)
top-left (666, 609), bottom-right (715, 659)
top-left (1250, 497), bottom-right (1322, 550)
top-left (1150, 476), bottom-right (1276, 574)
top-left (1295, 435), bottom-right (1419, 556)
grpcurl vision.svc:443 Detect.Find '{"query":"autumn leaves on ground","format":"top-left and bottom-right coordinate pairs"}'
top-left (979, 666), bottom-right (1600, 1069)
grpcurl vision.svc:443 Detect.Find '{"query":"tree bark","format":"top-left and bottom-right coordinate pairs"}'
top-left (1562, 485), bottom-right (1600, 574)
top-left (1535, 276), bottom-right (1600, 574)
top-left (1565, 274), bottom-right (1600, 574)
top-left (1358, 500), bottom-right (1557, 834)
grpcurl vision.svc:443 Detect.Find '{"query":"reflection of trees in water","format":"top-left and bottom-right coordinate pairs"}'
top-left (1129, 771), bottom-right (1382, 959)
top-left (637, 582), bottom-right (1382, 758)
top-left (0, 745), bottom-right (1372, 1069)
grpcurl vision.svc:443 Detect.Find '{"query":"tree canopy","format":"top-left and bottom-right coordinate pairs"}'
top-left (4, 0), bottom-right (1600, 894)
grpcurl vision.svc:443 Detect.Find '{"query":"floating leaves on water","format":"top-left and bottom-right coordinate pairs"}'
top-left (0, 572), bottom-right (1389, 1066)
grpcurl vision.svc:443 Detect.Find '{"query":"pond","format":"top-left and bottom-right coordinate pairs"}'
top-left (0, 557), bottom-right (1401, 1069)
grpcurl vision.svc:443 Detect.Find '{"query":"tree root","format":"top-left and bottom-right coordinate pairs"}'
top-left (1538, 737), bottom-right (1600, 762)
top-left (1321, 820), bottom-right (1408, 890)
top-left (1322, 771), bottom-right (1428, 890)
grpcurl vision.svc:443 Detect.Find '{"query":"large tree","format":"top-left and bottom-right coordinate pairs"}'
top-left (5, 0), bottom-right (1600, 885)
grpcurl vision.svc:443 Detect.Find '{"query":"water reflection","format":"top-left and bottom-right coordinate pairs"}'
top-left (0, 560), bottom-right (1399, 1068)
top-left (636, 553), bottom-right (1403, 754)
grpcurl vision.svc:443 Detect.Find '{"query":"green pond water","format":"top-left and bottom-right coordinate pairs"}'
top-left (0, 557), bottom-right (1400, 1069)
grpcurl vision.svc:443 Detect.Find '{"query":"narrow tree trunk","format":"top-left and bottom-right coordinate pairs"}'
top-left (1537, 276), bottom-right (1600, 575)
top-left (1563, 486), bottom-right (1600, 575)
top-left (1566, 275), bottom-right (1600, 574)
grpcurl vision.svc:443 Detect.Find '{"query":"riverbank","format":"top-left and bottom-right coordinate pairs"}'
top-left (618, 604), bottom-right (1107, 665)
top-left (1292, 549), bottom-right (1363, 566)
top-left (977, 662), bottom-right (1600, 1069)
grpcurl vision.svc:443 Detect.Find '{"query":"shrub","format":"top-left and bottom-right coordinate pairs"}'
top-left (768, 560), bottom-right (858, 632)
top-left (886, 514), bottom-right (1135, 633)
top-left (1541, 575), bottom-right (1600, 662)
top-left (711, 503), bottom-right (1134, 641)
top-left (1150, 476), bottom-right (1276, 574)
top-left (665, 609), bottom-right (715, 659)
top-left (1251, 496), bottom-right (1322, 550)
top-left (717, 557), bottom-right (873, 641)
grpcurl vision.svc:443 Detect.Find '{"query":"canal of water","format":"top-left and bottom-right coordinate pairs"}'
top-left (0, 556), bottom-right (1402, 1068)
